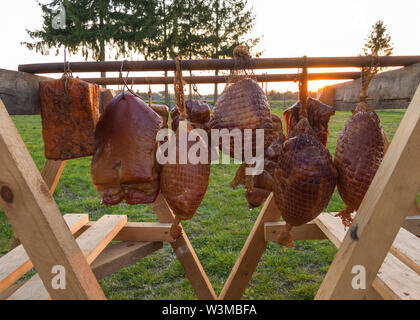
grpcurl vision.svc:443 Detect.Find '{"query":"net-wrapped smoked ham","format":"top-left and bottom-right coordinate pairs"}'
top-left (151, 104), bottom-right (169, 128)
top-left (273, 70), bottom-right (337, 247)
top-left (208, 78), bottom-right (273, 160)
top-left (171, 99), bottom-right (211, 132)
top-left (91, 92), bottom-right (161, 205)
top-left (231, 114), bottom-right (286, 209)
top-left (161, 58), bottom-right (211, 238)
top-left (208, 46), bottom-right (273, 161)
top-left (39, 75), bottom-right (99, 160)
top-left (284, 98), bottom-right (335, 147)
top-left (334, 68), bottom-right (387, 226)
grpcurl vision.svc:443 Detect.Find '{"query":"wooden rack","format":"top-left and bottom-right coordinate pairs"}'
top-left (1, 56), bottom-right (419, 300)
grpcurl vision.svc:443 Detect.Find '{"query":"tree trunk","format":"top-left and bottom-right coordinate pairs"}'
top-left (213, 69), bottom-right (219, 104)
top-left (164, 70), bottom-right (169, 107)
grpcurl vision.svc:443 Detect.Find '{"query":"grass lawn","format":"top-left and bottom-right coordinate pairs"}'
top-left (0, 105), bottom-right (416, 300)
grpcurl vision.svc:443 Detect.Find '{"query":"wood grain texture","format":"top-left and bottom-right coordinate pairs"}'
top-left (0, 214), bottom-right (88, 295)
top-left (264, 221), bottom-right (327, 242)
top-left (10, 159), bottom-right (66, 250)
top-left (315, 213), bottom-right (420, 300)
top-left (77, 222), bottom-right (174, 243)
top-left (315, 85), bottom-right (420, 300)
top-left (152, 193), bottom-right (217, 300)
top-left (8, 215), bottom-right (126, 300)
top-left (0, 98), bottom-right (105, 300)
top-left (92, 241), bottom-right (163, 279)
top-left (219, 193), bottom-right (282, 300)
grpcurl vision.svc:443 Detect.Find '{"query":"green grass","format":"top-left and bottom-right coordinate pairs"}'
top-left (0, 106), bottom-right (416, 300)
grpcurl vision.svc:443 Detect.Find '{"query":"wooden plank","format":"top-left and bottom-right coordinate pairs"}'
top-left (40, 160), bottom-right (66, 195)
top-left (403, 216), bottom-right (420, 237)
top-left (92, 241), bottom-right (163, 279)
top-left (152, 193), bottom-right (217, 300)
top-left (315, 86), bottom-right (420, 300)
top-left (10, 159), bottom-right (66, 250)
top-left (315, 213), bottom-right (420, 300)
top-left (264, 221), bottom-right (327, 242)
top-left (8, 215), bottom-right (127, 300)
top-left (0, 98), bottom-right (105, 300)
top-left (0, 214), bottom-right (88, 295)
top-left (77, 222), bottom-right (174, 243)
top-left (219, 193), bottom-right (282, 300)
top-left (389, 228), bottom-right (420, 274)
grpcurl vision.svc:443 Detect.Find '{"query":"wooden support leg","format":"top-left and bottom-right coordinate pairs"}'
top-left (152, 194), bottom-right (217, 300)
top-left (315, 85), bottom-right (420, 300)
top-left (9, 159), bottom-right (66, 250)
top-left (219, 193), bottom-right (282, 300)
top-left (0, 99), bottom-right (105, 300)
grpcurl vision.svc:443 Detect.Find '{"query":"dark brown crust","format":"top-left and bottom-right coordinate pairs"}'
top-left (273, 134), bottom-right (337, 227)
top-left (208, 78), bottom-right (273, 160)
top-left (334, 110), bottom-right (385, 216)
top-left (160, 122), bottom-right (210, 220)
top-left (39, 77), bottom-right (99, 160)
top-left (284, 98), bottom-right (335, 147)
top-left (91, 92), bottom-right (162, 205)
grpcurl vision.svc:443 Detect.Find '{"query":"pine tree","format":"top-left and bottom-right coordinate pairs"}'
top-left (23, 0), bottom-right (157, 82)
top-left (363, 20), bottom-right (394, 57)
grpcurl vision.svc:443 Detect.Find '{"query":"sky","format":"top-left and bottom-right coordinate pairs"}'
top-left (0, 0), bottom-right (419, 94)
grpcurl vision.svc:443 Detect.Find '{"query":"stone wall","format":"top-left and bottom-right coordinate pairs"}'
top-left (318, 63), bottom-right (420, 110)
top-left (0, 68), bottom-right (114, 115)
top-left (0, 68), bottom-right (49, 115)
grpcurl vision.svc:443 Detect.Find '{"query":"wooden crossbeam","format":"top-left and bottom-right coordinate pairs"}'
top-left (264, 221), bottom-right (327, 242)
top-left (92, 241), bottom-right (163, 279)
top-left (78, 222), bottom-right (174, 243)
top-left (152, 194), bottom-right (217, 300)
top-left (0, 214), bottom-right (88, 296)
top-left (219, 194), bottom-right (282, 300)
top-left (0, 98), bottom-right (105, 300)
top-left (315, 213), bottom-right (420, 300)
top-left (315, 85), bottom-right (420, 300)
top-left (7, 215), bottom-right (127, 300)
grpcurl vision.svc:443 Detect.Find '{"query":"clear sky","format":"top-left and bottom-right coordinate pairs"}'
top-left (1, 0), bottom-right (419, 94)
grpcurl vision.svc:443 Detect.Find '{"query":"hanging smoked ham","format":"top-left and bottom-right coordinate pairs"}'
top-left (208, 46), bottom-right (273, 161)
top-left (334, 67), bottom-right (387, 226)
top-left (151, 104), bottom-right (169, 128)
top-left (91, 91), bottom-right (161, 205)
top-left (284, 98), bottom-right (335, 147)
top-left (273, 69), bottom-right (337, 247)
top-left (171, 99), bottom-right (211, 132)
top-left (160, 58), bottom-right (211, 238)
top-left (39, 73), bottom-right (99, 160)
top-left (231, 114), bottom-right (286, 209)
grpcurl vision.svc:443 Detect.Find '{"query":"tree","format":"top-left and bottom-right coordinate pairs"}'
top-left (362, 20), bottom-right (394, 57)
top-left (23, 0), bottom-right (157, 83)
top-left (205, 0), bottom-right (261, 102)
top-left (359, 20), bottom-right (394, 104)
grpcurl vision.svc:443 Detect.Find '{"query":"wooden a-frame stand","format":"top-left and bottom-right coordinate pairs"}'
top-left (0, 84), bottom-right (419, 300)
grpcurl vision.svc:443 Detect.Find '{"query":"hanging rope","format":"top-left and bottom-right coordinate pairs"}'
top-left (62, 47), bottom-right (73, 95)
top-left (148, 82), bottom-right (152, 107)
top-left (174, 57), bottom-right (187, 121)
top-left (229, 45), bottom-right (256, 84)
top-left (192, 82), bottom-right (202, 100)
top-left (357, 54), bottom-right (379, 112)
top-left (298, 56), bottom-right (309, 119)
